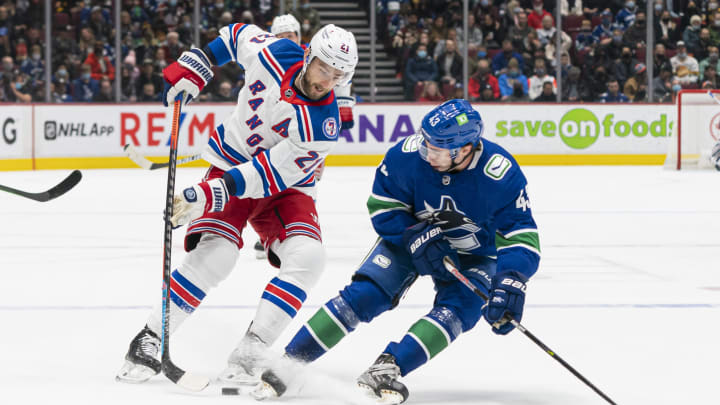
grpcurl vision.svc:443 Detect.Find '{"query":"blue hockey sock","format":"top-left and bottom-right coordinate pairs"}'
top-left (285, 295), bottom-right (360, 362)
top-left (385, 306), bottom-right (463, 376)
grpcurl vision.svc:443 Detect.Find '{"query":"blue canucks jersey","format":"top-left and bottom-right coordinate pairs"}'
top-left (366, 134), bottom-right (540, 279)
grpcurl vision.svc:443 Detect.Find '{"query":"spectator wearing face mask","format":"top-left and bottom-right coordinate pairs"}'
top-left (700, 46), bottom-right (720, 80)
top-left (592, 10), bottom-right (615, 42)
top-left (612, 46), bottom-right (639, 86)
top-left (527, 59), bottom-right (556, 100)
top-left (709, 11), bottom-right (720, 44)
top-left (616, 1), bottom-right (637, 30)
top-left (72, 64), bottom-right (99, 102)
top-left (655, 10), bottom-right (681, 49)
top-left (491, 40), bottom-right (524, 76)
top-left (20, 44), bottom-right (43, 82)
top-left (527, 0), bottom-right (553, 30)
top-left (575, 20), bottom-right (597, 52)
top-left (623, 12), bottom-right (647, 48)
top-left (84, 40), bottom-right (115, 81)
top-left (404, 44), bottom-right (438, 101)
top-left (670, 41), bottom-right (700, 83)
top-left (683, 15), bottom-right (704, 56)
top-left (498, 58), bottom-right (528, 100)
top-left (293, 0), bottom-right (321, 38)
top-left (468, 59), bottom-right (499, 100)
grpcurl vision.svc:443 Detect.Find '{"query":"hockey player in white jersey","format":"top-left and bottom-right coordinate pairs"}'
top-left (247, 14), bottom-right (357, 260)
top-left (116, 22), bottom-right (357, 386)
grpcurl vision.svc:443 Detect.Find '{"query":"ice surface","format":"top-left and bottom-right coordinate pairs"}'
top-left (1, 166), bottom-right (718, 404)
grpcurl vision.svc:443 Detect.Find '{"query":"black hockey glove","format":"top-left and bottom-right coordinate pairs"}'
top-left (403, 221), bottom-right (459, 278)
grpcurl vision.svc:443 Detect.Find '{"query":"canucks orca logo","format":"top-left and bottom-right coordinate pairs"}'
top-left (419, 196), bottom-right (484, 251)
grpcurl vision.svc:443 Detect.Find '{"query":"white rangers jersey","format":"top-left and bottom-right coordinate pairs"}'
top-left (201, 23), bottom-right (341, 199)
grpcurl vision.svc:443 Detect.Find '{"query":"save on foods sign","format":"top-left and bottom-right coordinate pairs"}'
top-left (332, 104), bottom-right (674, 157)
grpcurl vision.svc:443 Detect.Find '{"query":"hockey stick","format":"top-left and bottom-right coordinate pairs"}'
top-left (159, 97), bottom-right (210, 392)
top-left (0, 170), bottom-right (82, 202)
top-left (124, 143), bottom-right (202, 170)
top-left (442, 257), bottom-right (617, 405)
top-left (708, 90), bottom-right (720, 105)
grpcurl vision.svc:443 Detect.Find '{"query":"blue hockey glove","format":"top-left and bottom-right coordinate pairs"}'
top-left (484, 271), bottom-right (528, 335)
top-left (403, 221), bottom-right (459, 277)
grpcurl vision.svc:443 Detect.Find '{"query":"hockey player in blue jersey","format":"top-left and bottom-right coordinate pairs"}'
top-left (255, 99), bottom-right (541, 403)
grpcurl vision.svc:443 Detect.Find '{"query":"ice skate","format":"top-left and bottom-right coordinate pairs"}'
top-left (218, 332), bottom-right (268, 386)
top-left (254, 240), bottom-right (267, 259)
top-left (252, 367), bottom-right (287, 400)
top-left (357, 353), bottom-right (409, 404)
top-left (116, 325), bottom-right (161, 383)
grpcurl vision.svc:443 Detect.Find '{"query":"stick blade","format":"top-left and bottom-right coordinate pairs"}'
top-left (124, 143), bottom-right (154, 170)
top-left (45, 170), bottom-right (82, 201)
top-left (162, 360), bottom-right (210, 392)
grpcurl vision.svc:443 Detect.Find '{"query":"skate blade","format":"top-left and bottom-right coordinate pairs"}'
top-left (357, 382), bottom-right (404, 404)
top-left (251, 381), bottom-right (278, 401)
top-left (217, 368), bottom-right (261, 386)
top-left (116, 360), bottom-right (158, 384)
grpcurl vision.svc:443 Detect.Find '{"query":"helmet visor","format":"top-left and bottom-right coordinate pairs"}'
top-left (418, 139), bottom-right (455, 170)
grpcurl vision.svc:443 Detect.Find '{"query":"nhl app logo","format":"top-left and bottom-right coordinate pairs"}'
top-left (44, 121), bottom-right (57, 140)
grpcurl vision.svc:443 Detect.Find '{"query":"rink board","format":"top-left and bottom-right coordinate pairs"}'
top-left (0, 103), bottom-right (676, 170)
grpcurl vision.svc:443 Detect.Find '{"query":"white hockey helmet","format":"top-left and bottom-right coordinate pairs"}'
top-left (305, 24), bottom-right (358, 86)
top-left (271, 14), bottom-right (301, 41)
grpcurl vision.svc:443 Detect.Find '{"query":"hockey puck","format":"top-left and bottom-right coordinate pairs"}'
top-left (221, 387), bottom-right (240, 396)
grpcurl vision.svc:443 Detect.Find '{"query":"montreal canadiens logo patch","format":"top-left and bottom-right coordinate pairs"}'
top-left (322, 117), bottom-right (338, 139)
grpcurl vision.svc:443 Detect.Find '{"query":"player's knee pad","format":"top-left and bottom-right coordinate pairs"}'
top-left (273, 236), bottom-right (325, 291)
top-left (339, 278), bottom-right (393, 323)
top-left (181, 233), bottom-right (239, 291)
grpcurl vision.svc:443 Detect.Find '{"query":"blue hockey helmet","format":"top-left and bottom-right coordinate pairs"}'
top-left (418, 99), bottom-right (484, 160)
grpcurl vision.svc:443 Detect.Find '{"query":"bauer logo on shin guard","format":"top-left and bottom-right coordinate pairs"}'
top-left (183, 187), bottom-right (197, 202)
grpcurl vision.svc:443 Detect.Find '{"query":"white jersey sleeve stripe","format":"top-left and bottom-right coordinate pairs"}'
top-left (208, 124), bottom-right (249, 166)
top-left (258, 48), bottom-right (283, 85)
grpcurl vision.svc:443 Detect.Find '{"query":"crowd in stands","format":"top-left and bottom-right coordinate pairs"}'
top-left (2, 0), bottom-right (720, 103)
top-left (382, 0), bottom-right (720, 102)
top-left (0, 0), bottom-right (324, 102)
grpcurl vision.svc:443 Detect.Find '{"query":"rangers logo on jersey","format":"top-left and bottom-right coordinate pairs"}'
top-left (322, 117), bottom-right (338, 139)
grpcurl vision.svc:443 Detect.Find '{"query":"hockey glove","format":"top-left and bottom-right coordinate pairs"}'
top-left (162, 48), bottom-right (214, 107)
top-left (484, 271), bottom-right (528, 335)
top-left (170, 178), bottom-right (229, 227)
top-left (403, 221), bottom-right (459, 278)
top-left (337, 96), bottom-right (355, 130)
